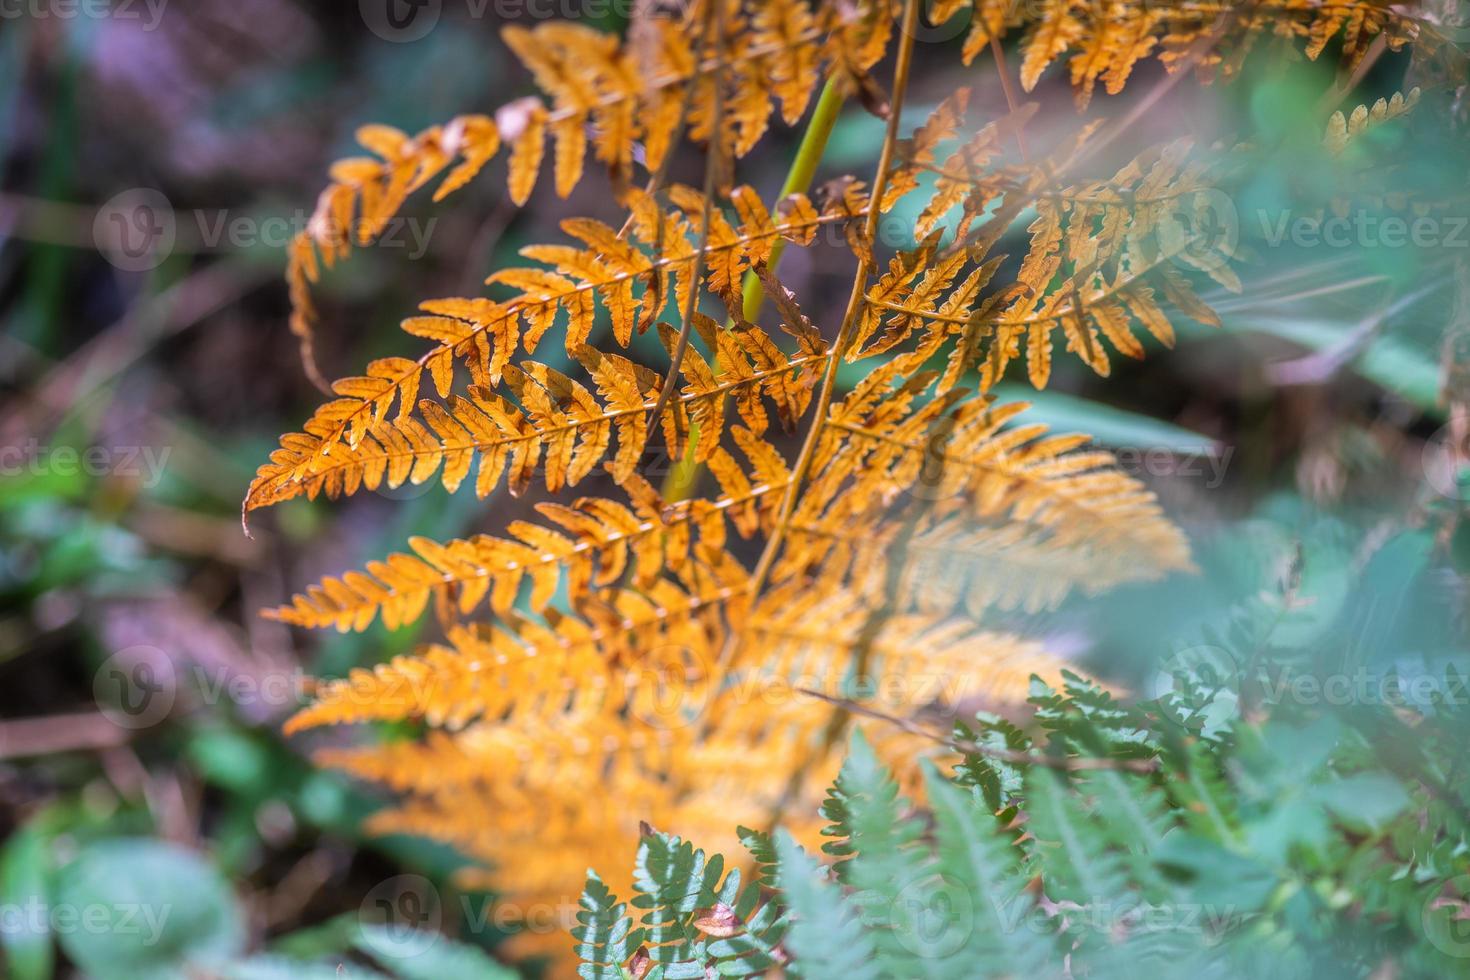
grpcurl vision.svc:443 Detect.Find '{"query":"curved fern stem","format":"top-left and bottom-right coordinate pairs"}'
top-left (754, 0), bottom-right (925, 828)
top-left (660, 76), bottom-right (847, 502)
top-left (747, 0), bottom-right (922, 599)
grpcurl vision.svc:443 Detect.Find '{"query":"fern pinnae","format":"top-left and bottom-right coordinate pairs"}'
top-left (921, 762), bottom-right (1052, 972)
top-left (775, 831), bottom-right (882, 980)
top-left (746, 0), bottom-right (923, 600)
top-left (649, 0), bottom-right (729, 437)
top-left (283, 0), bottom-right (900, 388)
top-left (248, 184), bottom-right (855, 524)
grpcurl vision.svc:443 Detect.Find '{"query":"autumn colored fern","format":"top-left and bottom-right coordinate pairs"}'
top-left (241, 0), bottom-right (1451, 965)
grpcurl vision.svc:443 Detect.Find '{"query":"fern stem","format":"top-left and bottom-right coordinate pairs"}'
top-left (753, 0), bottom-right (923, 830)
top-left (797, 688), bottom-right (1160, 773)
top-left (746, 0), bottom-right (922, 600)
top-left (741, 77), bottom-right (846, 322)
top-left (659, 77), bottom-right (847, 502)
top-left (649, 0), bottom-right (729, 429)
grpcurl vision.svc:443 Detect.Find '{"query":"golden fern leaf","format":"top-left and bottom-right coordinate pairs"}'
top-left (957, 0), bottom-right (1421, 91)
top-left (247, 0), bottom-right (1308, 958)
top-left (863, 124), bottom-right (1237, 388)
top-left (249, 185), bottom-right (864, 526)
top-left (293, 579), bottom-right (1070, 923)
top-left (778, 377), bottom-right (1193, 600)
top-left (1323, 86), bottom-right (1423, 156)
top-left (265, 433), bottom-right (792, 633)
top-left (742, 583), bottom-right (1091, 707)
top-left (284, 573), bottom-right (738, 733)
top-left (243, 300), bottom-right (818, 517)
top-left (280, 0), bottom-right (909, 382)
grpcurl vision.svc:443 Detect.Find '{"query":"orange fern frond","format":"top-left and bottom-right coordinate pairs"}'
top-left (959, 0), bottom-right (1421, 104)
top-left (264, 438), bottom-right (791, 633)
top-left (282, 0), bottom-right (904, 383)
top-left (248, 185), bottom-right (863, 526)
top-left (284, 573), bottom-right (740, 733)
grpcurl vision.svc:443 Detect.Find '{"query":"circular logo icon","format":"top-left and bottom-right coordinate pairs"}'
top-left (373, 476), bottom-right (440, 502)
top-left (360, 874), bottom-right (443, 960)
top-left (905, 418), bottom-right (965, 502)
top-left (1422, 416), bottom-right (1470, 503)
top-left (1434, 8), bottom-right (1470, 47)
top-left (901, 0), bottom-right (972, 44)
top-left (93, 189), bottom-right (175, 272)
top-left (1149, 644), bottom-right (1241, 725)
top-left (360, 0), bottom-right (441, 42)
top-left (1423, 875), bottom-right (1470, 959)
top-left (93, 645), bottom-right (177, 730)
top-left (626, 643), bottom-right (713, 731)
top-left (888, 875), bottom-right (975, 960)
top-left (1159, 187), bottom-right (1239, 275)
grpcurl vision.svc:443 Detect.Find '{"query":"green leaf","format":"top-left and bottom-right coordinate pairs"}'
top-left (774, 832), bottom-right (880, 980)
top-left (990, 383), bottom-right (1220, 453)
top-left (0, 824), bottom-right (54, 980)
top-left (572, 870), bottom-right (641, 980)
top-left (354, 927), bottom-right (516, 979)
top-left (224, 957), bottom-right (387, 980)
top-left (1315, 773), bottom-right (1410, 833)
top-left (55, 839), bottom-right (243, 980)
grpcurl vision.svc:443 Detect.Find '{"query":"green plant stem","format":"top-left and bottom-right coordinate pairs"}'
top-left (660, 78), bottom-right (846, 502)
top-left (740, 78), bottom-right (846, 321)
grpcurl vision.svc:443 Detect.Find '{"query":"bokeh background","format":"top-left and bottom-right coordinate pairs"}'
top-left (1, 0), bottom-right (1466, 976)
